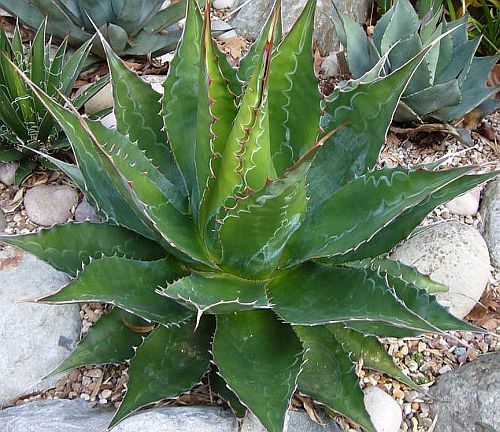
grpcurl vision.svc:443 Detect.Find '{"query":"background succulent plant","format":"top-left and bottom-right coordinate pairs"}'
top-left (0, 20), bottom-right (106, 184)
top-left (0, 0), bottom-right (187, 57)
top-left (333, 0), bottom-right (500, 123)
top-left (1, 0), bottom-right (497, 431)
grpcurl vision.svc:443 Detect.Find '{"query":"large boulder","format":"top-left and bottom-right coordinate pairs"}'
top-left (391, 221), bottom-right (491, 319)
top-left (230, 0), bottom-right (373, 54)
top-left (430, 353), bottom-right (500, 431)
top-left (480, 178), bottom-right (500, 268)
top-left (0, 246), bottom-right (80, 404)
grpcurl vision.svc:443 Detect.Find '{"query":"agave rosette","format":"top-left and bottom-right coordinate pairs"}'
top-left (333, 0), bottom-right (500, 122)
top-left (1, 1), bottom-right (496, 431)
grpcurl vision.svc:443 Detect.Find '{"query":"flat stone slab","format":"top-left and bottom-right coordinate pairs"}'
top-left (0, 247), bottom-right (80, 403)
top-left (0, 400), bottom-right (342, 431)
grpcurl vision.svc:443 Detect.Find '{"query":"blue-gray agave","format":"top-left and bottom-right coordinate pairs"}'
top-left (333, 0), bottom-right (500, 122)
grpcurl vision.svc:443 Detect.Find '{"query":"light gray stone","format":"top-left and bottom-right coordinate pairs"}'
top-left (321, 53), bottom-right (340, 77)
top-left (231, 0), bottom-right (372, 54)
top-left (391, 221), bottom-right (491, 318)
top-left (430, 353), bottom-right (500, 431)
top-left (141, 75), bottom-right (168, 94)
top-left (0, 401), bottom-right (237, 431)
top-left (445, 187), bottom-right (481, 216)
top-left (83, 82), bottom-right (114, 115)
top-left (74, 200), bottom-right (102, 223)
top-left (241, 411), bottom-right (342, 432)
top-left (480, 178), bottom-right (500, 268)
top-left (0, 208), bottom-right (5, 233)
top-left (84, 75), bottom-right (167, 115)
top-left (363, 386), bottom-right (402, 432)
top-left (24, 185), bottom-right (79, 227)
top-left (214, 0), bottom-right (236, 9)
top-left (0, 247), bottom-right (80, 404)
top-left (0, 162), bottom-right (19, 186)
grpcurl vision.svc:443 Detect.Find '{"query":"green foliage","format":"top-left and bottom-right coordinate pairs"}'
top-left (0, 0), bottom-right (186, 57)
top-left (1, 1), bottom-right (497, 430)
top-left (334, 0), bottom-right (500, 123)
top-left (0, 20), bottom-right (105, 184)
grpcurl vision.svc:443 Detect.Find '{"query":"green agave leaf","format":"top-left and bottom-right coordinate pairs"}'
top-left (268, 263), bottom-right (440, 333)
top-left (336, 172), bottom-right (497, 263)
top-left (307, 42), bottom-right (435, 213)
top-left (163, 272), bottom-right (268, 315)
top-left (38, 257), bottom-right (192, 325)
top-left (144, 0), bottom-right (187, 33)
top-left (28, 19), bottom-right (48, 119)
top-left (15, 73), bottom-right (158, 240)
top-left (328, 324), bottom-right (419, 390)
top-left (162, 0), bottom-right (203, 211)
top-left (295, 326), bottom-right (375, 432)
top-left (237, 0), bottom-right (282, 84)
top-left (195, 4), bottom-right (238, 224)
top-left (13, 159), bottom-right (36, 186)
top-left (0, 147), bottom-right (23, 161)
top-left (80, 119), bottom-right (211, 266)
top-left (213, 310), bottom-right (302, 432)
top-left (51, 308), bottom-right (147, 375)
top-left (0, 28), bottom-right (34, 126)
top-left (58, 37), bottom-right (95, 97)
top-left (200, 17), bottom-right (278, 253)
top-left (345, 321), bottom-right (423, 339)
top-left (101, 34), bottom-right (185, 193)
top-left (0, 222), bottom-right (165, 276)
top-left (285, 167), bottom-right (472, 266)
top-left (209, 368), bottom-right (247, 418)
top-left (268, 0), bottom-right (321, 175)
top-left (110, 316), bottom-right (213, 428)
top-left (386, 273), bottom-right (480, 333)
top-left (218, 162), bottom-right (308, 278)
top-left (0, 85), bottom-right (28, 141)
top-left (363, 258), bottom-right (448, 294)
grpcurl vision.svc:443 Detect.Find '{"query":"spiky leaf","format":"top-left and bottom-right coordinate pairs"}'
top-left (213, 310), bottom-right (302, 432)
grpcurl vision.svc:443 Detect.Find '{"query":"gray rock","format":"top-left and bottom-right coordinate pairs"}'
top-left (84, 75), bottom-right (167, 115)
top-left (0, 208), bottom-right (5, 233)
top-left (241, 411), bottom-right (342, 432)
top-left (0, 162), bottom-right (19, 186)
top-left (231, 0), bottom-right (372, 54)
top-left (213, 0), bottom-right (236, 9)
top-left (0, 400), bottom-right (236, 431)
top-left (74, 200), bottom-right (102, 223)
top-left (430, 353), bottom-right (500, 431)
top-left (141, 75), bottom-right (168, 94)
top-left (445, 187), bottom-right (481, 216)
top-left (24, 185), bottom-right (79, 227)
top-left (363, 386), bottom-right (402, 432)
top-left (83, 82), bottom-right (114, 115)
top-left (321, 53), bottom-right (340, 77)
top-left (0, 247), bottom-right (80, 404)
top-left (481, 178), bottom-right (500, 268)
top-left (391, 221), bottom-right (491, 319)
top-left (0, 399), bottom-right (344, 432)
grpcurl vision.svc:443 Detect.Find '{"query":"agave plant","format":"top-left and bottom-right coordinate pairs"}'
top-left (0, 20), bottom-right (107, 184)
top-left (0, 0), bottom-right (186, 57)
top-left (333, 0), bottom-right (500, 122)
top-left (1, 0), bottom-right (497, 431)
